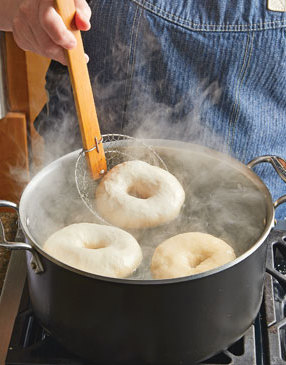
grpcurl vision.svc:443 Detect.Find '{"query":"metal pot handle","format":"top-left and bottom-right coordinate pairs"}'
top-left (247, 157), bottom-right (286, 289)
top-left (0, 200), bottom-right (44, 273)
top-left (247, 155), bottom-right (286, 210)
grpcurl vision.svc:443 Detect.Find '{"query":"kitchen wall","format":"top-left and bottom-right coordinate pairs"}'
top-left (0, 33), bottom-right (50, 207)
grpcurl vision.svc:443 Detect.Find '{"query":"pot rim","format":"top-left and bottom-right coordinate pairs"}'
top-left (19, 140), bottom-right (275, 285)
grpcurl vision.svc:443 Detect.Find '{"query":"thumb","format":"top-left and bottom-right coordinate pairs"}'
top-left (74, 0), bottom-right (91, 30)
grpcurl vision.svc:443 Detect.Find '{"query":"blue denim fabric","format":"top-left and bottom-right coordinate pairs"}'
top-left (36, 0), bottom-right (286, 219)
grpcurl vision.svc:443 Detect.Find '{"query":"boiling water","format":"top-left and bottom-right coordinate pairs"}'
top-left (22, 143), bottom-right (268, 280)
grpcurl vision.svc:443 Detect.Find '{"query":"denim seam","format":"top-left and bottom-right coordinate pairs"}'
top-left (130, 0), bottom-right (286, 32)
top-left (231, 32), bottom-right (255, 158)
top-left (126, 3), bottom-right (144, 109)
top-left (228, 32), bottom-right (252, 149)
top-left (122, 3), bottom-right (141, 128)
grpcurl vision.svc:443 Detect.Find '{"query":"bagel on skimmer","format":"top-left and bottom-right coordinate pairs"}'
top-left (95, 160), bottom-right (185, 229)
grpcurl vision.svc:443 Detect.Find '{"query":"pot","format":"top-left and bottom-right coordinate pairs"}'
top-left (1, 140), bottom-right (286, 365)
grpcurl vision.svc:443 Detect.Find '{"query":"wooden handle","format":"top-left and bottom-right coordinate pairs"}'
top-left (54, 0), bottom-right (106, 180)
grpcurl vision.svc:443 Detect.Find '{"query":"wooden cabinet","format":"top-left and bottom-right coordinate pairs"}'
top-left (0, 33), bottom-right (50, 205)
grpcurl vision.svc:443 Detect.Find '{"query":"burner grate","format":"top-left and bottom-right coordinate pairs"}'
top-left (264, 230), bottom-right (286, 365)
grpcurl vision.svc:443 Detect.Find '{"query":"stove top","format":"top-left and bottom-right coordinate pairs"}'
top-left (1, 229), bottom-right (286, 365)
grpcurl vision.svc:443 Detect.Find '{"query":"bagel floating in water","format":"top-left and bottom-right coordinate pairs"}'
top-left (43, 223), bottom-right (142, 278)
top-left (151, 232), bottom-right (236, 279)
top-left (95, 160), bottom-right (185, 229)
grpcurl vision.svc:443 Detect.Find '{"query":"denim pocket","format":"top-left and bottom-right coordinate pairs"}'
top-left (131, 0), bottom-right (286, 32)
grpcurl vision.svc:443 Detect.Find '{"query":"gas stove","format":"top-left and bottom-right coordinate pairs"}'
top-left (1, 228), bottom-right (286, 365)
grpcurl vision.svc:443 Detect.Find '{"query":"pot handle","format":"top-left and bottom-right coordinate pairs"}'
top-left (247, 155), bottom-right (286, 210)
top-left (0, 200), bottom-right (44, 274)
top-left (247, 158), bottom-right (286, 290)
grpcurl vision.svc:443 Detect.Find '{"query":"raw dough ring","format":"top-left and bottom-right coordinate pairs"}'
top-left (95, 160), bottom-right (185, 229)
top-left (151, 232), bottom-right (236, 279)
top-left (43, 223), bottom-right (142, 278)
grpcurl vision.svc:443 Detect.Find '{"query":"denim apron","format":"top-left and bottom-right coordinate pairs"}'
top-left (37, 0), bottom-right (286, 219)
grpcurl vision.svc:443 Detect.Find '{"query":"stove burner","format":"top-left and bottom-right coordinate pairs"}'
top-left (1, 229), bottom-right (286, 364)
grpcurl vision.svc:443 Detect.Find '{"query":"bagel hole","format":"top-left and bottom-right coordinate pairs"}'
top-left (190, 254), bottom-right (210, 268)
top-left (128, 185), bottom-right (153, 199)
top-left (84, 241), bottom-right (107, 249)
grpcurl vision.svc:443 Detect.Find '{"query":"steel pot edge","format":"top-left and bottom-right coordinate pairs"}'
top-left (2, 139), bottom-right (286, 284)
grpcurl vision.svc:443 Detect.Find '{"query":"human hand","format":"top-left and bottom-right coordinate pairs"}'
top-left (11, 0), bottom-right (91, 65)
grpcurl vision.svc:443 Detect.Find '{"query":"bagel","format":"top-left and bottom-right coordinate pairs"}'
top-left (43, 223), bottom-right (142, 278)
top-left (95, 160), bottom-right (185, 229)
top-left (151, 232), bottom-right (236, 279)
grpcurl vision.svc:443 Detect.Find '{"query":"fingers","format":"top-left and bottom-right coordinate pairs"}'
top-left (75, 0), bottom-right (92, 20)
top-left (13, 14), bottom-right (67, 65)
top-left (11, 0), bottom-right (91, 64)
top-left (39, 1), bottom-right (77, 50)
top-left (12, 15), bottom-right (38, 52)
top-left (30, 21), bottom-right (67, 64)
top-left (74, 0), bottom-right (91, 31)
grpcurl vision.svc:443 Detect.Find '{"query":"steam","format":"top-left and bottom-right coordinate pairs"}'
top-left (33, 33), bottom-right (227, 165)
top-left (129, 80), bottom-right (223, 149)
top-left (6, 39), bottom-right (269, 280)
top-left (34, 68), bottom-right (81, 167)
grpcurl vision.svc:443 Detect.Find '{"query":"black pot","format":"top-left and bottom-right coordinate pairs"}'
top-left (1, 140), bottom-right (286, 364)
